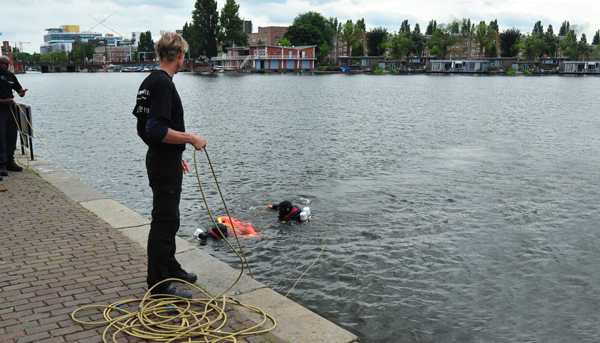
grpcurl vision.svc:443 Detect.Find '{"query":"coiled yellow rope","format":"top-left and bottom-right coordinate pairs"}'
top-left (72, 278), bottom-right (276, 342)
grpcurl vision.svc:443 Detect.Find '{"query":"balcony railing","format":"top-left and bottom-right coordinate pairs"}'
top-left (211, 54), bottom-right (316, 61)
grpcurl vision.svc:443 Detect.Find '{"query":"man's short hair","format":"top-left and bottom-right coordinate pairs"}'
top-left (155, 31), bottom-right (189, 62)
top-left (0, 55), bottom-right (10, 64)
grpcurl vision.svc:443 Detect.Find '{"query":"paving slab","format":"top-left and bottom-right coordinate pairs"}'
top-left (234, 288), bottom-right (359, 343)
top-left (28, 164), bottom-right (80, 184)
top-left (176, 248), bottom-right (267, 297)
top-left (51, 181), bottom-right (107, 202)
top-left (119, 224), bottom-right (196, 254)
top-left (79, 198), bottom-right (150, 229)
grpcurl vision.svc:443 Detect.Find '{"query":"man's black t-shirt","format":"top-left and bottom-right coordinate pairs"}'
top-left (0, 71), bottom-right (22, 110)
top-left (133, 70), bottom-right (185, 152)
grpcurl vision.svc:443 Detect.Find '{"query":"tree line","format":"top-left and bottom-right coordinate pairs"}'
top-left (182, 0), bottom-right (248, 59)
top-left (367, 18), bottom-right (600, 61)
top-left (183, 1), bottom-right (600, 63)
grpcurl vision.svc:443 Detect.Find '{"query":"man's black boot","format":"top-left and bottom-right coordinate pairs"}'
top-left (6, 161), bottom-right (23, 172)
top-left (169, 268), bottom-right (198, 283)
top-left (152, 284), bottom-right (192, 299)
top-left (0, 167), bottom-right (7, 177)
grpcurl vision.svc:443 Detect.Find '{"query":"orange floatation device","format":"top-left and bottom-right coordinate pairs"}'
top-left (217, 216), bottom-right (260, 238)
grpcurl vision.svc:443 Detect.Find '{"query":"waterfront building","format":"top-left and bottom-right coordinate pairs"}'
top-left (93, 38), bottom-right (134, 63)
top-left (211, 45), bottom-right (316, 71)
top-left (242, 21), bottom-right (253, 34)
top-left (40, 25), bottom-right (103, 54)
top-left (560, 60), bottom-right (600, 73)
top-left (428, 59), bottom-right (491, 72)
top-left (247, 27), bottom-right (288, 45)
top-left (130, 31), bottom-right (142, 48)
top-left (328, 34), bottom-right (367, 61)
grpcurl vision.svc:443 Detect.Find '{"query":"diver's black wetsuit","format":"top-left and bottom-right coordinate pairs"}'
top-left (271, 201), bottom-right (303, 223)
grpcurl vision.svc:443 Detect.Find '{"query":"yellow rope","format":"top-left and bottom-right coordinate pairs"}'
top-left (285, 233), bottom-right (328, 297)
top-left (72, 279), bottom-right (277, 343)
top-left (193, 148), bottom-right (254, 281)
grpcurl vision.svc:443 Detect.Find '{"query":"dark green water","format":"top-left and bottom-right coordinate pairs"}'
top-left (20, 72), bottom-right (600, 342)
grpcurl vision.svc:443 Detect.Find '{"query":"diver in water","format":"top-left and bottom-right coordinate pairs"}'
top-left (193, 223), bottom-right (228, 245)
top-left (266, 200), bottom-right (311, 223)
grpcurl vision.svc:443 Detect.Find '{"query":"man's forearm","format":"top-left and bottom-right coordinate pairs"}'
top-left (0, 98), bottom-right (14, 106)
top-left (161, 128), bottom-right (196, 145)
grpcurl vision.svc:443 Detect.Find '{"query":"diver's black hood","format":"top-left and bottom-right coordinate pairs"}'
top-left (278, 200), bottom-right (294, 220)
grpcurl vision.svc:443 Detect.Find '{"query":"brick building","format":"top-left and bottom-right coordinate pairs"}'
top-left (247, 26), bottom-right (288, 45)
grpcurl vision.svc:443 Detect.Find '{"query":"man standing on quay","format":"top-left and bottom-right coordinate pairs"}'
top-left (133, 32), bottom-right (206, 298)
top-left (0, 55), bottom-right (27, 182)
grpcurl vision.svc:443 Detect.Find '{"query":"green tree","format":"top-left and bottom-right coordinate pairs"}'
top-left (137, 31), bottom-right (156, 60)
top-left (425, 20), bottom-right (437, 35)
top-left (532, 21), bottom-right (544, 34)
top-left (546, 24), bottom-right (554, 36)
top-left (292, 11), bottom-right (335, 47)
top-left (471, 21), bottom-right (497, 59)
top-left (352, 42), bottom-right (364, 56)
top-left (580, 33), bottom-right (587, 45)
top-left (366, 27), bottom-right (388, 56)
top-left (558, 21), bottom-right (570, 36)
top-left (499, 28), bottom-right (520, 57)
top-left (519, 33), bottom-right (548, 60)
top-left (279, 37), bottom-right (292, 47)
top-left (460, 18), bottom-right (472, 35)
top-left (356, 18), bottom-right (366, 31)
top-left (218, 0), bottom-right (248, 51)
top-left (284, 24), bottom-right (324, 46)
top-left (427, 28), bottom-right (461, 58)
top-left (400, 20), bottom-right (410, 33)
top-left (561, 29), bottom-right (589, 60)
top-left (339, 20), bottom-right (365, 57)
top-left (285, 11), bottom-right (335, 62)
top-left (387, 32), bottom-right (414, 60)
top-left (328, 17), bottom-right (339, 34)
top-left (413, 23), bottom-right (421, 35)
top-left (182, 21), bottom-right (202, 59)
top-left (192, 0), bottom-right (219, 58)
top-left (540, 32), bottom-right (560, 58)
top-left (593, 30), bottom-right (600, 45)
top-left (488, 19), bottom-right (499, 33)
top-left (449, 21), bottom-right (460, 34)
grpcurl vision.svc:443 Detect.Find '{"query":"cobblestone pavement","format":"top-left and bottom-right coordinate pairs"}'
top-left (0, 167), bottom-right (285, 343)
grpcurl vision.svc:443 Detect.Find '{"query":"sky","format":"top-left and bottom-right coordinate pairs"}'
top-left (3, 0), bottom-right (600, 54)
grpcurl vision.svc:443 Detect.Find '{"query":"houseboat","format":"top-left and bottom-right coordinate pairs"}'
top-left (560, 61), bottom-right (600, 73)
top-left (211, 44), bottom-right (317, 72)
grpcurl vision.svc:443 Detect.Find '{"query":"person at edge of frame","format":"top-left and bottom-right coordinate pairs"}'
top-left (0, 55), bottom-right (28, 183)
top-left (132, 31), bottom-right (206, 299)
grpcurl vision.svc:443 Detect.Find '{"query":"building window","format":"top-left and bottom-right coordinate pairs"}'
top-left (275, 36), bottom-right (280, 41)
top-left (252, 38), bottom-right (256, 42)
top-left (339, 48), bottom-right (342, 52)
top-left (343, 46), bottom-right (347, 51)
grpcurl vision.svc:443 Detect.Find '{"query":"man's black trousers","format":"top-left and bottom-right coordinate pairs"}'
top-left (0, 105), bottom-right (18, 168)
top-left (145, 148), bottom-right (183, 292)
